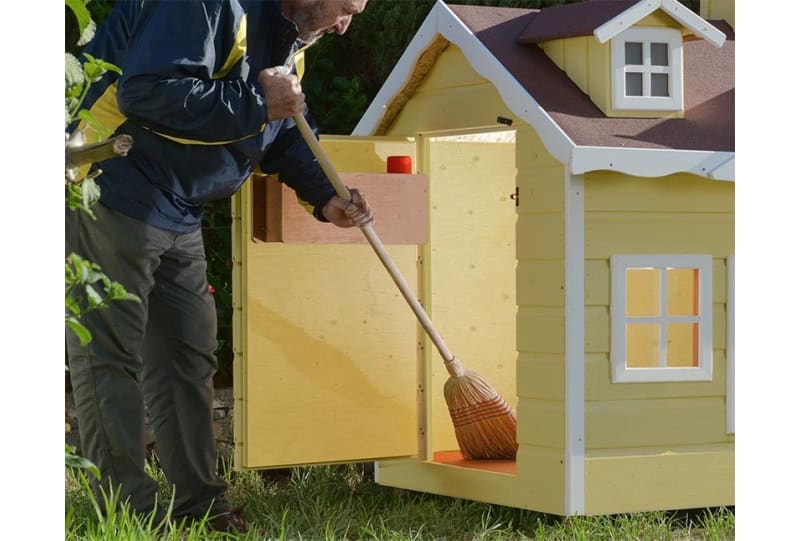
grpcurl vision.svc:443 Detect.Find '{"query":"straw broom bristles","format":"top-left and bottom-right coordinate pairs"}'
top-left (443, 357), bottom-right (518, 460)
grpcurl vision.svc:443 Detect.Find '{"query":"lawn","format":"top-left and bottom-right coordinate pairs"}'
top-left (65, 459), bottom-right (734, 540)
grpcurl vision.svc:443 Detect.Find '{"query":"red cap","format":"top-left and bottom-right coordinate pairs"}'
top-left (387, 155), bottom-right (413, 174)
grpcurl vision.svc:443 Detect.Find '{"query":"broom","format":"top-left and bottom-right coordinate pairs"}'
top-left (291, 112), bottom-right (518, 460)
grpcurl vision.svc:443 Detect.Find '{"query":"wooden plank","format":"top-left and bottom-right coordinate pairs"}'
top-left (585, 306), bottom-right (610, 353)
top-left (585, 396), bottom-right (728, 449)
top-left (539, 39), bottom-right (565, 70)
top-left (270, 173), bottom-right (429, 244)
top-left (564, 37), bottom-right (589, 95)
top-left (377, 453), bottom-right (564, 514)
top-left (584, 171), bottom-right (735, 213)
top-left (517, 214), bottom-right (565, 260)
top-left (515, 126), bottom-right (562, 169)
top-left (516, 398), bottom-right (565, 448)
top-left (517, 166), bottom-right (566, 213)
top-left (319, 136), bottom-right (416, 173)
top-left (517, 353), bottom-right (565, 401)
top-left (587, 39), bottom-right (611, 114)
top-left (518, 306), bottom-right (565, 354)
top-left (390, 82), bottom-right (516, 135)
top-left (516, 445), bottom-right (565, 515)
top-left (517, 259), bottom-right (565, 307)
top-left (584, 446), bottom-right (734, 514)
top-left (585, 351), bottom-right (728, 401)
top-left (585, 213), bottom-right (734, 258)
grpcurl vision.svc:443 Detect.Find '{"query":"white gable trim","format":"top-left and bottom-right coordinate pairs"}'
top-left (352, 0), bottom-right (575, 165)
top-left (571, 147), bottom-right (735, 181)
top-left (594, 0), bottom-right (726, 48)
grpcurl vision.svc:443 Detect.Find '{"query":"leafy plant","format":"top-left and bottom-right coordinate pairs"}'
top-left (64, 0), bottom-right (139, 477)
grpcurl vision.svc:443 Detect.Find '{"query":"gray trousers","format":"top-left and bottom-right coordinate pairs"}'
top-left (66, 202), bottom-right (230, 518)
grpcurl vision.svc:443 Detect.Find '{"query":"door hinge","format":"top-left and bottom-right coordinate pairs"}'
top-left (510, 187), bottom-right (519, 207)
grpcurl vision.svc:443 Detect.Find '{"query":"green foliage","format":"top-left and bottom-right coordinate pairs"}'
top-left (65, 253), bottom-right (141, 346)
top-left (66, 445), bottom-right (101, 480)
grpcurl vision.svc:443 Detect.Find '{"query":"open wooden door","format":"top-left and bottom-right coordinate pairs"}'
top-left (232, 136), bottom-right (423, 469)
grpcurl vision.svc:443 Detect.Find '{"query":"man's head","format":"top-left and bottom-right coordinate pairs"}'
top-left (283, 0), bottom-right (368, 44)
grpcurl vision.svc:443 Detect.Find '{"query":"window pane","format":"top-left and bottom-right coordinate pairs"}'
top-left (651, 43), bottom-right (669, 66)
top-left (626, 268), bottom-right (660, 316)
top-left (651, 73), bottom-right (669, 97)
top-left (667, 323), bottom-right (698, 367)
top-left (667, 268), bottom-right (698, 316)
top-left (625, 42), bottom-right (643, 64)
top-left (625, 72), bottom-right (643, 96)
top-left (627, 323), bottom-right (660, 368)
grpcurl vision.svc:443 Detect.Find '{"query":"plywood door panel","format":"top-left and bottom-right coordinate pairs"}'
top-left (237, 136), bottom-right (420, 468)
top-left (425, 139), bottom-right (519, 453)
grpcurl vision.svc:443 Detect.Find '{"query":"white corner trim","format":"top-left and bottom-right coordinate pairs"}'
top-left (594, 0), bottom-right (726, 48)
top-left (726, 254), bottom-right (734, 434)
top-left (564, 172), bottom-right (585, 515)
top-left (351, 5), bottom-right (440, 136)
top-left (571, 147), bottom-right (735, 181)
top-left (353, 0), bottom-right (576, 166)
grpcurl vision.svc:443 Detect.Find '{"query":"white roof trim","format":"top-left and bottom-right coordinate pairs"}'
top-left (352, 0), bottom-right (575, 165)
top-left (353, 0), bottom-right (734, 181)
top-left (572, 146), bottom-right (735, 181)
top-left (594, 0), bottom-right (726, 48)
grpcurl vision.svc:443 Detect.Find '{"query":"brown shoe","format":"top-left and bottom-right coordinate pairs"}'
top-left (206, 508), bottom-right (248, 534)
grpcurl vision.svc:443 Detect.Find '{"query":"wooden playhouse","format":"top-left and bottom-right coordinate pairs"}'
top-left (232, 0), bottom-right (735, 516)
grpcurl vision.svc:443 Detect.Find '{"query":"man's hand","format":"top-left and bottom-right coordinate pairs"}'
top-left (321, 188), bottom-right (373, 228)
top-left (258, 67), bottom-right (305, 121)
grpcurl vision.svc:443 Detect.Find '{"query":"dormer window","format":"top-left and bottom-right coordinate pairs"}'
top-left (611, 27), bottom-right (683, 111)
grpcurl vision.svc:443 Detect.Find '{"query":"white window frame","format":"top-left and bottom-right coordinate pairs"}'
top-left (611, 27), bottom-right (683, 111)
top-left (726, 254), bottom-right (734, 433)
top-left (611, 254), bottom-right (713, 383)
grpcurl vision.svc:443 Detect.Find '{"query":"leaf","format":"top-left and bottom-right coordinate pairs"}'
top-left (76, 109), bottom-right (112, 139)
top-left (66, 317), bottom-right (92, 346)
top-left (84, 284), bottom-right (104, 308)
top-left (65, 445), bottom-right (101, 480)
top-left (65, 0), bottom-right (91, 36)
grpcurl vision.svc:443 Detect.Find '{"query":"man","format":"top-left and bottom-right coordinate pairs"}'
top-left (66, 0), bottom-right (369, 533)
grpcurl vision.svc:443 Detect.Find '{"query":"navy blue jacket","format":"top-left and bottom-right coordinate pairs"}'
top-left (80, 0), bottom-right (336, 233)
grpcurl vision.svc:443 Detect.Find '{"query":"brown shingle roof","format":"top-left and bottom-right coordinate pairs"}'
top-left (446, 4), bottom-right (734, 152)
top-left (517, 1), bottom-right (638, 44)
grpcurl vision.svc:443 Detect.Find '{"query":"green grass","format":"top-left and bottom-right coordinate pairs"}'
top-left (66, 459), bottom-right (734, 540)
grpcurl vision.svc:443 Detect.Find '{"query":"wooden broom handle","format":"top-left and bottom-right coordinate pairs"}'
top-left (293, 113), bottom-right (456, 365)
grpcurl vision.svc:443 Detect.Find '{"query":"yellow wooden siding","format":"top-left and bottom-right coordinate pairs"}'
top-left (234, 137), bottom-right (422, 468)
top-left (423, 140), bottom-right (519, 453)
top-left (564, 37), bottom-right (589, 95)
top-left (517, 353), bottom-right (565, 401)
top-left (700, 0), bottom-right (735, 29)
top-left (586, 397), bottom-right (730, 449)
top-left (638, 11), bottom-right (684, 30)
top-left (585, 445), bottom-right (734, 514)
top-left (387, 45), bottom-right (519, 135)
top-left (581, 171), bottom-right (733, 451)
top-left (517, 398), bottom-right (565, 448)
top-left (587, 38), bottom-right (611, 114)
